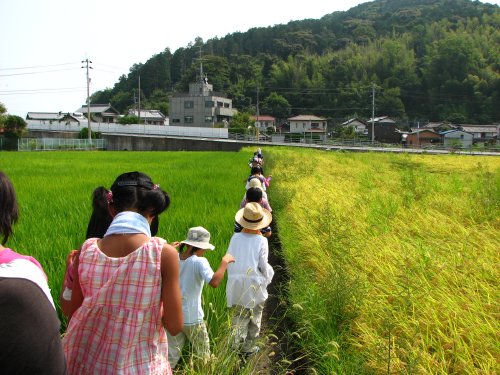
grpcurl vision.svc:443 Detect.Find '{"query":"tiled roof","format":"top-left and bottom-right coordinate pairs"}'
top-left (342, 118), bottom-right (367, 126)
top-left (128, 109), bottom-right (165, 120)
top-left (252, 115), bottom-right (275, 121)
top-left (461, 125), bottom-right (499, 133)
top-left (75, 104), bottom-right (119, 114)
top-left (367, 116), bottom-right (396, 123)
top-left (288, 115), bottom-right (326, 121)
top-left (26, 112), bottom-right (63, 120)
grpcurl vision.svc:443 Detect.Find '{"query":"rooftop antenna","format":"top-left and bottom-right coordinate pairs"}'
top-left (196, 45), bottom-right (208, 85)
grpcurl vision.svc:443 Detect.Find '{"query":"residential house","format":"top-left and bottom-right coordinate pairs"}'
top-left (26, 112), bottom-right (86, 125)
top-left (128, 109), bottom-right (166, 125)
top-left (366, 116), bottom-right (400, 143)
top-left (75, 104), bottom-right (120, 123)
top-left (251, 115), bottom-right (275, 132)
top-left (406, 129), bottom-right (441, 147)
top-left (341, 118), bottom-right (367, 134)
top-left (169, 78), bottom-right (236, 127)
top-left (288, 115), bottom-right (327, 139)
top-left (420, 122), bottom-right (457, 133)
top-left (460, 124), bottom-right (499, 144)
top-left (441, 129), bottom-right (473, 148)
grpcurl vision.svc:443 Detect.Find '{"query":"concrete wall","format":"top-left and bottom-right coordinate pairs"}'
top-left (104, 134), bottom-right (243, 151)
top-left (27, 130), bottom-right (244, 151)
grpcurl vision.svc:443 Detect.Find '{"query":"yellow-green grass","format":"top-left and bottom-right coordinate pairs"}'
top-left (268, 148), bottom-right (499, 374)
top-left (1, 150), bottom-right (258, 374)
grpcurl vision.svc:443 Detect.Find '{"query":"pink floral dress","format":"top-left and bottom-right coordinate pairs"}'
top-left (62, 237), bottom-right (171, 375)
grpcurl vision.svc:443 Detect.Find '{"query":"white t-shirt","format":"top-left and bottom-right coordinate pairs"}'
top-left (0, 259), bottom-right (55, 309)
top-left (226, 232), bottom-right (274, 308)
top-left (179, 255), bottom-right (214, 325)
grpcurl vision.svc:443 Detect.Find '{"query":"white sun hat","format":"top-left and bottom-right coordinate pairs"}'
top-left (180, 226), bottom-right (215, 250)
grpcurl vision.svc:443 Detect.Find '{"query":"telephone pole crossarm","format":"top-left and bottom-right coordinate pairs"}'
top-left (81, 59), bottom-right (93, 144)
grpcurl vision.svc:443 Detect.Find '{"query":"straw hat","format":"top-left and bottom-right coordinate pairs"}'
top-left (248, 178), bottom-right (263, 190)
top-left (235, 202), bottom-right (272, 230)
top-left (180, 226), bottom-right (215, 250)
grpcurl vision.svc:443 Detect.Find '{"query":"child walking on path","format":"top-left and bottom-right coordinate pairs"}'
top-left (167, 227), bottom-right (235, 369)
top-left (62, 171), bottom-right (182, 375)
top-left (226, 202), bottom-right (274, 355)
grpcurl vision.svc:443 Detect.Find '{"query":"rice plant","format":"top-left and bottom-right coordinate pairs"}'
top-left (1, 150), bottom-right (260, 374)
top-left (268, 148), bottom-right (499, 374)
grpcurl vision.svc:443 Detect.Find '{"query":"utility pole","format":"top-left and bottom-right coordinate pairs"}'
top-left (256, 87), bottom-right (260, 142)
top-left (82, 59), bottom-right (93, 143)
top-left (371, 83), bottom-right (375, 144)
top-left (138, 75), bottom-right (141, 124)
top-left (417, 121), bottom-right (420, 148)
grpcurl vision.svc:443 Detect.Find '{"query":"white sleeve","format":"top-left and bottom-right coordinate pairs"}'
top-left (197, 257), bottom-right (215, 284)
top-left (258, 239), bottom-right (274, 285)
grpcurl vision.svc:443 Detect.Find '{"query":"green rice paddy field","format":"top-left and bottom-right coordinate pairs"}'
top-left (1, 149), bottom-right (499, 374)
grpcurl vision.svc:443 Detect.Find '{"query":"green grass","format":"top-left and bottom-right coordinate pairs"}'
top-left (1, 150), bottom-right (258, 374)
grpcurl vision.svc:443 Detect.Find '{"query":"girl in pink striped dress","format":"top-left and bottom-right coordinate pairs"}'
top-left (63, 172), bottom-right (182, 374)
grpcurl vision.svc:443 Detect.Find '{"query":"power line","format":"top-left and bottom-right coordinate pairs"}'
top-left (0, 62), bottom-right (81, 71)
top-left (0, 87), bottom-right (86, 93)
top-left (0, 67), bottom-right (81, 77)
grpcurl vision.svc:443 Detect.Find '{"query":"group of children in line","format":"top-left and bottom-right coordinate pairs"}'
top-left (0, 148), bottom-right (274, 374)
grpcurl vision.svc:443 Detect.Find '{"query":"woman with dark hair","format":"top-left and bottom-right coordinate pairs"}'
top-left (0, 171), bottom-right (67, 374)
top-left (62, 171), bottom-right (182, 374)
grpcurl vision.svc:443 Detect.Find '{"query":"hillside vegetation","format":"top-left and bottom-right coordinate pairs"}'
top-left (91, 0), bottom-right (500, 125)
top-left (268, 148), bottom-right (499, 373)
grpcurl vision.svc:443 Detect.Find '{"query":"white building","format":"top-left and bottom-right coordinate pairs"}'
top-left (460, 125), bottom-right (499, 143)
top-left (128, 109), bottom-right (166, 125)
top-left (341, 118), bottom-right (368, 134)
top-left (288, 115), bottom-right (327, 137)
top-left (251, 115), bottom-right (276, 132)
top-left (169, 79), bottom-right (236, 128)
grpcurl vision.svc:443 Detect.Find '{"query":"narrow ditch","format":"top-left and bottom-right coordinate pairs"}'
top-left (260, 220), bottom-right (311, 374)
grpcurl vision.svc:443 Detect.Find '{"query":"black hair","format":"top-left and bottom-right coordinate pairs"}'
top-left (0, 172), bottom-right (19, 245)
top-left (250, 166), bottom-right (263, 175)
top-left (88, 171), bottom-right (170, 238)
top-left (245, 187), bottom-right (263, 203)
top-left (86, 187), bottom-right (113, 239)
top-left (179, 243), bottom-right (199, 255)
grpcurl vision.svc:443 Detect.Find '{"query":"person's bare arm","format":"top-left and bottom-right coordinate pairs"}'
top-left (67, 251), bottom-right (84, 321)
top-left (161, 243), bottom-right (183, 335)
top-left (209, 254), bottom-right (235, 288)
top-left (59, 250), bottom-right (78, 317)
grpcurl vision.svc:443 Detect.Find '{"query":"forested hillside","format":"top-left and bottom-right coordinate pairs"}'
top-left (90, 0), bottom-right (500, 125)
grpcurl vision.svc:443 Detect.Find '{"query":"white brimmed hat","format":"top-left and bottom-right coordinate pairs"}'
top-left (180, 226), bottom-right (215, 250)
top-left (248, 178), bottom-right (263, 190)
top-left (235, 202), bottom-right (272, 230)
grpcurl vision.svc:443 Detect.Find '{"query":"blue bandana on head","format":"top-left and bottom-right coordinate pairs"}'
top-left (104, 211), bottom-right (151, 238)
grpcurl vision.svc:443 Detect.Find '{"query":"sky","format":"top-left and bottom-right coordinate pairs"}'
top-left (1, 0), bottom-right (499, 117)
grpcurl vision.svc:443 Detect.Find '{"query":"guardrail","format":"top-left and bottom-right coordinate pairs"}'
top-left (18, 138), bottom-right (106, 151)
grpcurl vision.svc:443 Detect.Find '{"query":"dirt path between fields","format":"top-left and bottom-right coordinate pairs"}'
top-left (249, 221), bottom-right (309, 374)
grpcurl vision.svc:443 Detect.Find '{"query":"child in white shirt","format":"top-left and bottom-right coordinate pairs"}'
top-left (226, 203), bottom-right (273, 356)
top-left (167, 227), bottom-right (235, 368)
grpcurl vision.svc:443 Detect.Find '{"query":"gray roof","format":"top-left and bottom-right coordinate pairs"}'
top-left (342, 118), bottom-right (367, 126)
top-left (461, 125), bottom-right (499, 133)
top-left (26, 112), bottom-right (63, 120)
top-left (75, 104), bottom-right (119, 115)
top-left (367, 116), bottom-right (396, 124)
top-left (128, 109), bottom-right (165, 120)
top-left (288, 115), bottom-right (326, 121)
